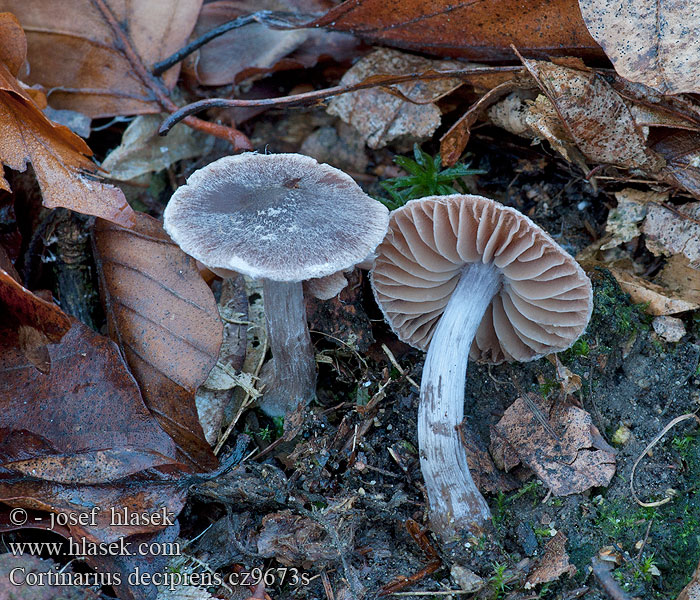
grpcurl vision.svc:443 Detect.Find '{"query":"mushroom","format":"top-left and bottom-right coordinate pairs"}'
top-left (371, 194), bottom-right (592, 539)
top-left (164, 153), bottom-right (389, 416)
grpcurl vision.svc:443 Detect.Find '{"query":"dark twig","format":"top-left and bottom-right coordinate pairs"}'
top-left (152, 10), bottom-right (305, 76)
top-left (90, 0), bottom-right (251, 149)
top-left (159, 66), bottom-right (523, 136)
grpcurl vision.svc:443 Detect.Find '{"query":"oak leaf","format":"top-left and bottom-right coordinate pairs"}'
top-left (0, 12), bottom-right (136, 226)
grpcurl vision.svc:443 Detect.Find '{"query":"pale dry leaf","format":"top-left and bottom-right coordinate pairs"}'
top-left (519, 58), bottom-right (664, 172)
top-left (678, 557), bottom-right (700, 600)
top-left (5, 0), bottom-right (203, 117)
top-left (490, 394), bottom-right (616, 496)
top-left (608, 267), bottom-right (700, 315)
top-left (652, 316), bottom-right (686, 343)
top-left (327, 47), bottom-right (462, 149)
top-left (547, 354), bottom-right (582, 396)
top-left (600, 189), bottom-right (666, 250)
top-left (656, 255), bottom-right (700, 306)
top-left (579, 0), bottom-right (700, 95)
top-left (524, 94), bottom-right (587, 169)
top-left (525, 531), bottom-right (576, 587)
top-left (103, 113), bottom-right (214, 181)
top-left (643, 202), bottom-right (700, 267)
top-left (0, 13), bottom-right (135, 226)
top-left (487, 91), bottom-right (536, 137)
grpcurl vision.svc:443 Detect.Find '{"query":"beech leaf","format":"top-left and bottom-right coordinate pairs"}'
top-left (579, 0), bottom-right (700, 95)
top-left (92, 213), bottom-right (223, 471)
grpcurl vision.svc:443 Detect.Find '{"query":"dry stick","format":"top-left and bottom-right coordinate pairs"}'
top-left (89, 0), bottom-right (251, 149)
top-left (159, 66), bottom-right (523, 135)
top-left (381, 343), bottom-right (419, 389)
top-left (630, 412), bottom-right (700, 507)
top-left (152, 10), bottom-right (303, 76)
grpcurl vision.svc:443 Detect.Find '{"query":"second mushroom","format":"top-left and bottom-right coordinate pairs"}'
top-left (164, 153), bottom-right (389, 417)
top-left (371, 194), bottom-right (592, 539)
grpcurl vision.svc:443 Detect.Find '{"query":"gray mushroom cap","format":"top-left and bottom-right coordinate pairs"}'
top-left (164, 153), bottom-right (390, 282)
top-left (371, 195), bottom-right (593, 363)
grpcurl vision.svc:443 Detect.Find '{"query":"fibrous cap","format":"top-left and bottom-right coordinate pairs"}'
top-left (164, 153), bottom-right (389, 282)
top-left (371, 195), bottom-right (593, 363)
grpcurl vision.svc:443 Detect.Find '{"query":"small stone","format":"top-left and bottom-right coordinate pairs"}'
top-left (612, 425), bottom-right (632, 445)
top-left (450, 565), bottom-right (484, 593)
top-left (652, 316), bottom-right (686, 342)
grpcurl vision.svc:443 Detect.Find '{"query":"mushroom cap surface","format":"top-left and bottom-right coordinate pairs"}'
top-left (164, 153), bottom-right (389, 282)
top-left (371, 195), bottom-right (593, 363)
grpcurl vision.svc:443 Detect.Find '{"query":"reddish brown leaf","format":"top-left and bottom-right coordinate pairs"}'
top-left (0, 13), bottom-right (136, 226)
top-left (189, 0), bottom-right (360, 86)
top-left (310, 0), bottom-right (604, 61)
top-left (0, 477), bottom-right (186, 543)
top-left (93, 213), bottom-right (223, 472)
top-left (0, 257), bottom-right (70, 343)
top-left (5, 0), bottom-right (202, 117)
top-left (0, 318), bottom-right (177, 461)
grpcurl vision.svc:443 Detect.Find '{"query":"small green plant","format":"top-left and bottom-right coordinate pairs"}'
top-left (673, 434), bottom-right (697, 460)
top-left (488, 562), bottom-right (512, 599)
top-left (636, 554), bottom-right (659, 582)
top-left (379, 144), bottom-right (485, 210)
top-left (561, 337), bottom-right (590, 362)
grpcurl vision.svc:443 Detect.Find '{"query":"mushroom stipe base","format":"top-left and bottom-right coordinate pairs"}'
top-left (419, 262), bottom-right (501, 539)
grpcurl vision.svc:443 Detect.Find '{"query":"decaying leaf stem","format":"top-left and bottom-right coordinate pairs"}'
top-left (89, 0), bottom-right (251, 149)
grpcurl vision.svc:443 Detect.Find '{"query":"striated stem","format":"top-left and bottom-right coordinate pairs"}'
top-left (259, 280), bottom-right (317, 417)
top-left (418, 262), bottom-right (501, 540)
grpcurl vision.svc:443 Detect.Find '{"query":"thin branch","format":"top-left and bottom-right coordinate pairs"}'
top-left (152, 10), bottom-right (306, 76)
top-left (159, 66), bottom-right (524, 136)
top-left (630, 412), bottom-right (700, 507)
top-left (90, 0), bottom-right (251, 149)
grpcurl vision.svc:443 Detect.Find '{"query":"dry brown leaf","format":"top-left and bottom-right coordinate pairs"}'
top-left (257, 510), bottom-right (344, 568)
top-left (5, 0), bottom-right (202, 117)
top-left (579, 0), bottom-right (700, 95)
top-left (490, 393), bottom-right (616, 496)
top-left (310, 0), bottom-right (604, 61)
top-left (653, 130), bottom-right (700, 201)
top-left (0, 13), bottom-right (135, 226)
top-left (460, 424), bottom-right (519, 494)
top-left (327, 47), bottom-right (462, 149)
top-left (92, 213), bottom-right (223, 471)
top-left (608, 267), bottom-right (700, 315)
top-left (0, 319), bottom-right (177, 463)
top-left (600, 189), bottom-right (665, 250)
top-left (525, 532), bottom-right (576, 587)
top-left (678, 557), bottom-right (700, 600)
top-left (643, 202), bottom-right (700, 268)
top-left (0, 554), bottom-right (94, 599)
top-left (547, 354), bottom-right (582, 397)
top-left (189, 0), bottom-right (359, 87)
top-left (518, 57), bottom-right (663, 172)
top-left (657, 255), bottom-right (700, 306)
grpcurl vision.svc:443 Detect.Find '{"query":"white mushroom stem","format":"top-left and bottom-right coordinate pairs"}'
top-left (419, 261), bottom-right (501, 539)
top-left (259, 279), bottom-right (317, 417)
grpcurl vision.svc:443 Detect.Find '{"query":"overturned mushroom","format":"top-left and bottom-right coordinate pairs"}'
top-left (164, 153), bottom-right (389, 416)
top-left (371, 195), bottom-right (592, 539)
